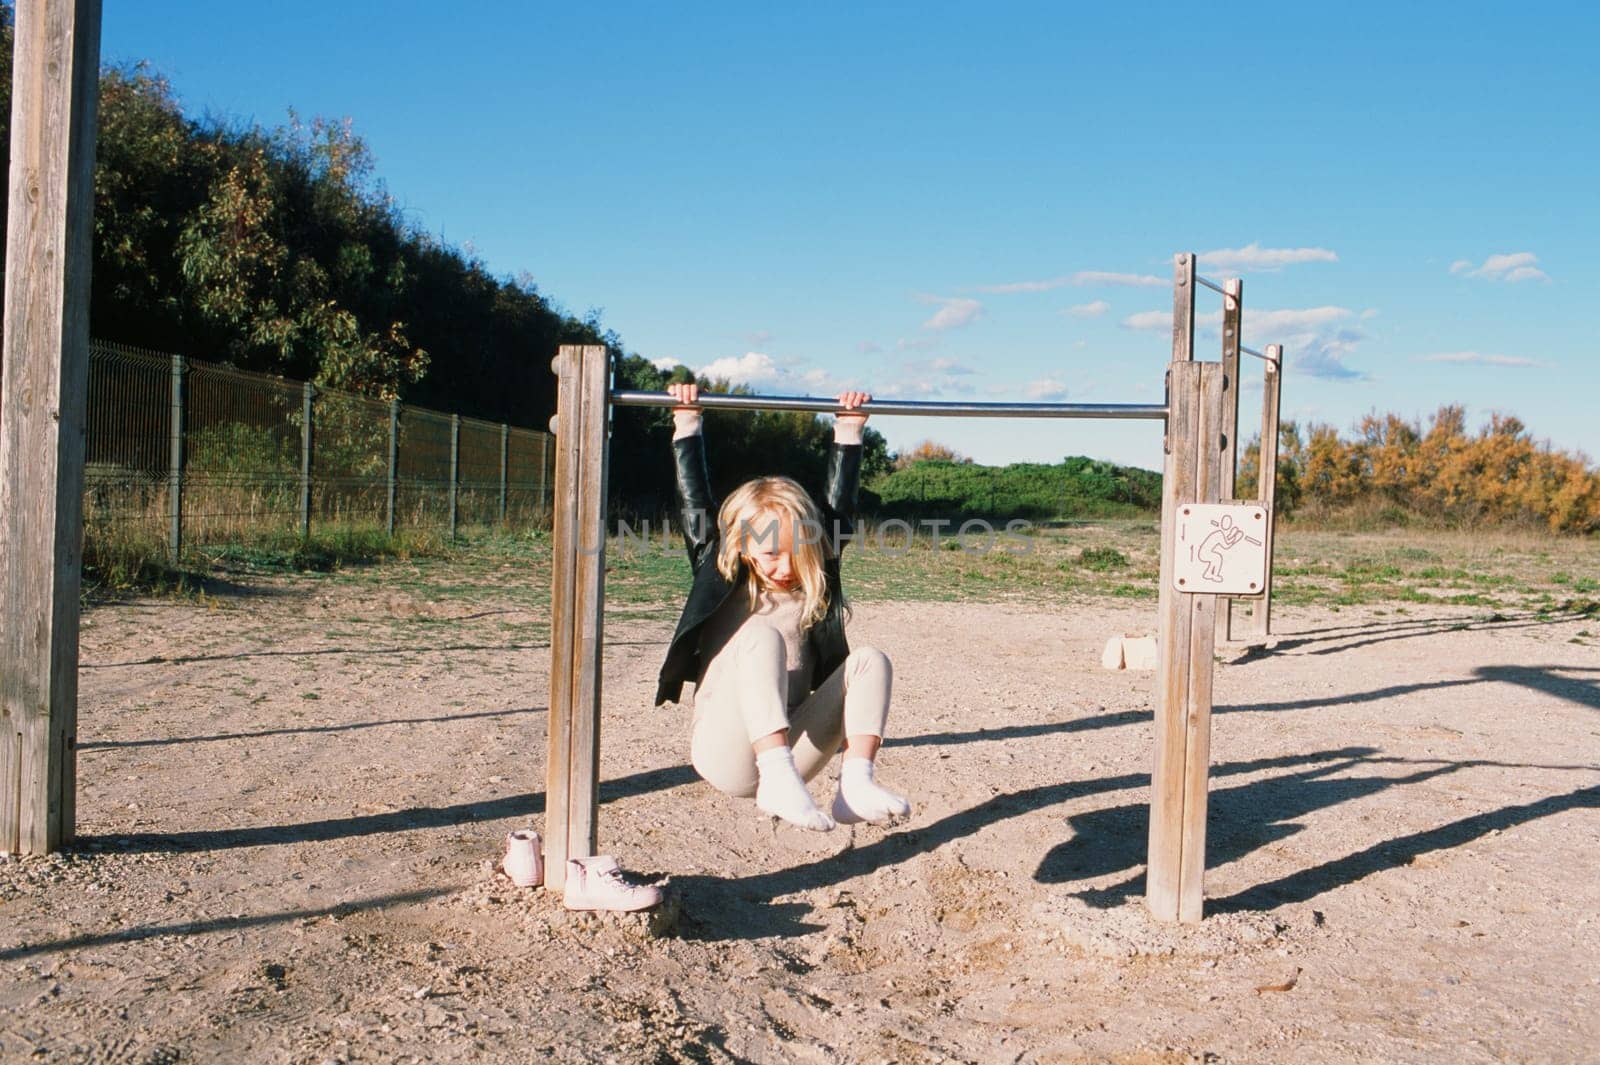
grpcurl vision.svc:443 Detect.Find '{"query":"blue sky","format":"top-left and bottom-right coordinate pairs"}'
top-left (105, 2), bottom-right (1597, 471)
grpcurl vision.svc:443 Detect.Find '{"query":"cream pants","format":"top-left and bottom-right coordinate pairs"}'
top-left (690, 623), bottom-right (892, 799)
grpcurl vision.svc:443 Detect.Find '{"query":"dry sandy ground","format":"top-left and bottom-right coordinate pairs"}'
top-left (2, 565), bottom-right (1598, 1064)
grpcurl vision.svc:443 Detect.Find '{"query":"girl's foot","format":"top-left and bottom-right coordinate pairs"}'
top-left (832, 757), bottom-right (911, 824)
top-left (755, 747), bottom-right (836, 831)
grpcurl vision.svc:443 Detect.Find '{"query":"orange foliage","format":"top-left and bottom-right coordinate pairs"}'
top-left (893, 439), bottom-right (970, 470)
top-left (1239, 407), bottom-right (1600, 533)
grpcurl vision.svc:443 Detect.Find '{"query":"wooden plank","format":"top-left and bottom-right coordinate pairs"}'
top-left (0, 0), bottom-right (103, 855)
top-left (543, 346), bottom-right (582, 890)
top-left (1246, 345), bottom-right (1285, 643)
top-left (566, 345), bottom-right (611, 861)
top-left (1221, 280), bottom-right (1242, 641)
top-left (1147, 360), bottom-right (1201, 921)
top-left (1170, 253), bottom-right (1195, 364)
top-left (1178, 362), bottom-right (1225, 923)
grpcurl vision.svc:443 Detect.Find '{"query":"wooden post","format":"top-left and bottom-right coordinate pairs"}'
top-left (448, 414), bottom-right (461, 541)
top-left (499, 422), bottom-right (510, 525)
top-left (168, 353), bottom-right (187, 564)
top-left (0, 0), bottom-right (104, 855)
top-left (1220, 278), bottom-right (1243, 640)
top-left (385, 399), bottom-right (399, 537)
top-left (1170, 251), bottom-right (1195, 363)
top-left (545, 345), bottom-right (610, 890)
top-left (1148, 360), bottom-right (1226, 923)
top-left (1148, 250), bottom-right (1224, 923)
top-left (299, 381), bottom-right (314, 539)
top-left (1244, 344), bottom-right (1284, 643)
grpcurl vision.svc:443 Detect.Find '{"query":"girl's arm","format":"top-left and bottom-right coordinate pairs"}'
top-left (824, 392), bottom-right (869, 552)
top-left (668, 382), bottom-right (716, 568)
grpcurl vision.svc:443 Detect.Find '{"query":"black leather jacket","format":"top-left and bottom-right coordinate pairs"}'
top-left (654, 432), bottom-right (863, 706)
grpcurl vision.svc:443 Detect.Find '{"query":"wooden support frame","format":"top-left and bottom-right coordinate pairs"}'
top-left (544, 345), bottom-right (611, 891)
top-left (543, 252), bottom-right (1281, 923)
top-left (0, 0), bottom-right (104, 855)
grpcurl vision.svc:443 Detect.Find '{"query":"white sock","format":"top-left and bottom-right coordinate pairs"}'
top-left (755, 747), bottom-right (835, 831)
top-left (832, 757), bottom-right (911, 825)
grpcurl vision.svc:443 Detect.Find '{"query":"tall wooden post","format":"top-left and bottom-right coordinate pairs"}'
top-left (299, 382), bottom-right (315, 539)
top-left (0, 0), bottom-right (104, 855)
top-left (168, 353), bottom-right (187, 563)
top-left (1243, 344), bottom-right (1284, 643)
top-left (385, 399), bottom-right (399, 537)
top-left (545, 345), bottom-right (610, 890)
top-left (1220, 278), bottom-right (1243, 640)
top-left (1148, 252), bottom-right (1224, 923)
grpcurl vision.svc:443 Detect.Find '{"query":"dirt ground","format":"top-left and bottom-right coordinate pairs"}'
top-left (2, 560), bottom-right (1598, 1064)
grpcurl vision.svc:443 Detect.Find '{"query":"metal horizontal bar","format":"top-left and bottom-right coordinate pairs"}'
top-left (610, 390), bottom-right (1168, 421)
top-left (1240, 345), bottom-right (1277, 363)
top-left (1196, 275), bottom-right (1227, 295)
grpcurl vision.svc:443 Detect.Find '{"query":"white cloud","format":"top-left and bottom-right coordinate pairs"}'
top-left (1071, 270), bottom-right (1166, 288)
top-left (1418, 351), bottom-right (1545, 368)
top-left (1286, 328), bottom-right (1369, 381)
top-left (1023, 377), bottom-right (1070, 401)
top-left (915, 294), bottom-right (984, 331)
top-left (1120, 310), bottom-right (1171, 331)
top-left (1360, 308), bottom-right (1380, 321)
top-left (1197, 243), bottom-right (1338, 272)
top-left (1450, 251), bottom-right (1550, 283)
top-left (1123, 304), bottom-right (1356, 336)
top-left (1122, 305), bottom-right (1371, 379)
top-left (651, 356), bottom-right (681, 371)
top-left (694, 352), bottom-right (861, 397)
top-left (697, 351), bottom-right (784, 388)
top-left (1246, 306), bottom-right (1354, 334)
top-left (1065, 300), bottom-right (1110, 318)
top-left (974, 276), bottom-right (1073, 294)
top-left (856, 340), bottom-right (883, 355)
top-left (904, 356), bottom-right (976, 376)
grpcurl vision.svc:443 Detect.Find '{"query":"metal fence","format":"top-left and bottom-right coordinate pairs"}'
top-left (84, 341), bottom-right (553, 558)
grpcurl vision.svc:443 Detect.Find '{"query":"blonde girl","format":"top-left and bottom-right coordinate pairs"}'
top-left (653, 383), bottom-right (909, 831)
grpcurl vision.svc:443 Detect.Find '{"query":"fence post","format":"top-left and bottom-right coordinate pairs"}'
top-left (168, 353), bottom-right (187, 564)
top-left (545, 345), bottom-right (611, 891)
top-left (300, 382), bottom-right (314, 539)
top-left (499, 423), bottom-right (509, 525)
top-left (448, 413), bottom-right (461, 541)
top-left (386, 399), bottom-right (399, 537)
top-left (538, 431), bottom-right (549, 520)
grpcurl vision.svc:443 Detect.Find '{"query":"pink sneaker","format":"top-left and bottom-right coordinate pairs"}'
top-left (562, 855), bottom-right (662, 912)
top-left (501, 830), bottom-right (543, 887)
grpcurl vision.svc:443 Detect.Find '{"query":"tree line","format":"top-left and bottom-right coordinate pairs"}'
top-left (1, 7), bottom-right (1592, 532)
top-left (0, 4), bottom-right (889, 510)
top-left (1238, 407), bottom-right (1600, 534)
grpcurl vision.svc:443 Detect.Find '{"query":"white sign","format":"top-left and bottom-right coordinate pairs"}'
top-left (1172, 503), bottom-right (1269, 595)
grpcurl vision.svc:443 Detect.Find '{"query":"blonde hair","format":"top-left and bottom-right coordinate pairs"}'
top-left (715, 476), bottom-right (838, 630)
